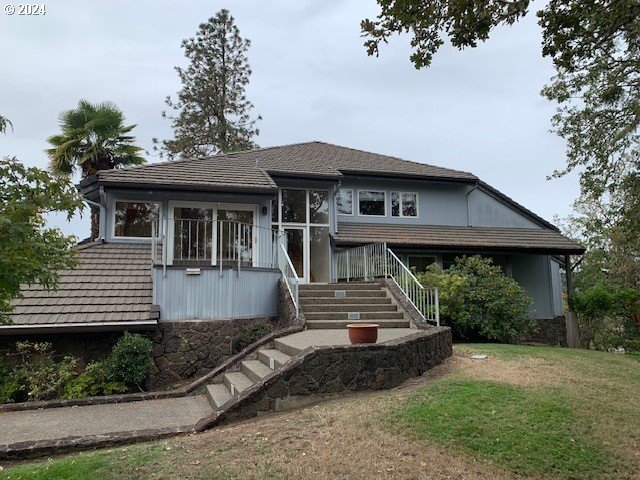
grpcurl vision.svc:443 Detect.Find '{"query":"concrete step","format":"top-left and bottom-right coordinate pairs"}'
top-left (300, 296), bottom-right (392, 305)
top-left (302, 304), bottom-right (398, 313)
top-left (299, 283), bottom-right (380, 291)
top-left (257, 348), bottom-right (292, 369)
top-left (274, 338), bottom-right (304, 357)
top-left (206, 383), bottom-right (233, 409)
top-left (223, 371), bottom-right (254, 396)
top-left (241, 360), bottom-right (273, 383)
top-left (304, 311), bottom-right (405, 321)
top-left (306, 319), bottom-right (411, 329)
top-left (299, 289), bottom-right (386, 298)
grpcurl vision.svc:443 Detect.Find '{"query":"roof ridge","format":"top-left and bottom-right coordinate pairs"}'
top-left (313, 141), bottom-right (475, 177)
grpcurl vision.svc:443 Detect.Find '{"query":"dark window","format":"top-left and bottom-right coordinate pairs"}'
top-left (282, 189), bottom-right (306, 223)
top-left (309, 190), bottom-right (329, 224)
top-left (391, 192), bottom-right (418, 217)
top-left (359, 191), bottom-right (385, 216)
top-left (114, 202), bottom-right (159, 238)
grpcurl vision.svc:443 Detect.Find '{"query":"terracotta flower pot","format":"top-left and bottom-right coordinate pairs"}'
top-left (347, 323), bottom-right (379, 344)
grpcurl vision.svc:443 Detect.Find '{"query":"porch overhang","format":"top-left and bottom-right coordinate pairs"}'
top-left (333, 222), bottom-right (585, 255)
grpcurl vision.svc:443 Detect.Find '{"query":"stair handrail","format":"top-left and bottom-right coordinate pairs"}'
top-left (278, 244), bottom-right (300, 317)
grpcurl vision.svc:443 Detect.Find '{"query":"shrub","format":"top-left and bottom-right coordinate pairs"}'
top-left (62, 360), bottom-right (128, 399)
top-left (571, 285), bottom-right (640, 353)
top-left (416, 256), bottom-right (534, 343)
top-left (14, 341), bottom-right (77, 401)
top-left (0, 358), bottom-right (20, 403)
top-left (108, 332), bottom-right (152, 387)
top-left (233, 324), bottom-right (272, 353)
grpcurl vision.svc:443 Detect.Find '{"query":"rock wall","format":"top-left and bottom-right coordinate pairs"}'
top-left (201, 326), bottom-right (453, 427)
top-left (523, 316), bottom-right (568, 347)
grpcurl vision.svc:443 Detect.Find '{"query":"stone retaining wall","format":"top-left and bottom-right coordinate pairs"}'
top-left (197, 326), bottom-right (453, 429)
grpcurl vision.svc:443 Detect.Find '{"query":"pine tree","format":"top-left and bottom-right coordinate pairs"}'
top-left (158, 9), bottom-right (261, 158)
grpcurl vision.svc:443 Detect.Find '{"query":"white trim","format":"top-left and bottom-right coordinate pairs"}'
top-left (357, 189), bottom-right (387, 217)
top-left (390, 191), bottom-right (420, 218)
top-left (336, 188), bottom-right (354, 216)
top-left (112, 199), bottom-right (161, 240)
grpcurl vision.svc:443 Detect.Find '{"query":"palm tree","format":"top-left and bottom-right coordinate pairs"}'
top-left (0, 114), bottom-right (12, 134)
top-left (46, 100), bottom-right (146, 239)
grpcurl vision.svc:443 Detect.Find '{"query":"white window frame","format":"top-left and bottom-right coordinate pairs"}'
top-left (112, 199), bottom-right (161, 241)
top-left (357, 190), bottom-right (387, 217)
top-left (168, 200), bottom-right (258, 266)
top-left (335, 188), bottom-right (354, 216)
top-left (391, 191), bottom-right (419, 218)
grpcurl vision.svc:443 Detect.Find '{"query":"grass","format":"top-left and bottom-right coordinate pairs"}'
top-left (1, 344), bottom-right (638, 479)
top-left (390, 379), bottom-right (612, 479)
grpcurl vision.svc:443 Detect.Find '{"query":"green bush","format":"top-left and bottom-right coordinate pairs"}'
top-left (62, 360), bottom-right (127, 399)
top-left (416, 256), bottom-right (533, 343)
top-left (108, 332), bottom-right (152, 387)
top-left (0, 358), bottom-right (20, 403)
top-left (14, 341), bottom-right (77, 401)
top-left (571, 285), bottom-right (640, 352)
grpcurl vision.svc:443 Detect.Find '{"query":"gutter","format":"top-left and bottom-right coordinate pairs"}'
top-left (83, 197), bottom-right (105, 241)
top-left (0, 320), bottom-right (158, 335)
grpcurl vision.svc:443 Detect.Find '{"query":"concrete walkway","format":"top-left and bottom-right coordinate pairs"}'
top-left (275, 327), bottom-right (417, 353)
top-left (0, 394), bottom-right (212, 446)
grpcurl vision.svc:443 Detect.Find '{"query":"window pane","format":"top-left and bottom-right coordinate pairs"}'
top-left (173, 207), bottom-right (213, 262)
top-left (402, 193), bottom-right (418, 217)
top-left (114, 202), bottom-right (159, 237)
top-left (359, 191), bottom-right (385, 216)
top-left (282, 189), bottom-right (306, 223)
top-left (218, 210), bottom-right (254, 266)
top-left (336, 189), bottom-right (353, 215)
top-left (408, 256), bottom-right (436, 273)
top-left (271, 197), bottom-right (278, 223)
top-left (284, 228), bottom-right (304, 278)
top-left (391, 192), bottom-right (400, 217)
top-left (309, 190), bottom-right (329, 224)
top-left (310, 226), bottom-right (330, 282)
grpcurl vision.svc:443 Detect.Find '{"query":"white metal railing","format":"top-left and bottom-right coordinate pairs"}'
top-left (278, 244), bottom-right (299, 316)
top-left (152, 218), bottom-right (281, 273)
top-left (332, 242), bottom-right (440, 325)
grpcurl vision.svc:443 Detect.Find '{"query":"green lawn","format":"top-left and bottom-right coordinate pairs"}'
top-left (1, 344), bottom-right (638, 480)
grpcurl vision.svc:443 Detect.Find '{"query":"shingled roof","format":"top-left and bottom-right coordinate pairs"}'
top-left (333, 222), bottom-right (585, 254)
top-left (3, 242), bottom-right (159, 333)
top-left (79, 141), bottom-right (477, 193)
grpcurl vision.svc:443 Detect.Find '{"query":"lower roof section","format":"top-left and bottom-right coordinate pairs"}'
top-left (333, 222), bottom-right (585, 255)
top-left (5, 241), bottom-right (160, 330)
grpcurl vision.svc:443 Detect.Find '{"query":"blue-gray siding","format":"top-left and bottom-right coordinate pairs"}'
top-left (152, 267), bottom-right (280, 320)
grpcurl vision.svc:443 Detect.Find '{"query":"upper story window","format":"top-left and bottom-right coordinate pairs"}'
top-left (336, 189), bottom-right (353, 215)
top-left (309, 190), bottom-right (329, 224)
top-left (114, 201), bottom-right (160, 238)
top-left (391, 192), bottom-right (418, 217)
top-left (358, 190), bottom-right (386, 216)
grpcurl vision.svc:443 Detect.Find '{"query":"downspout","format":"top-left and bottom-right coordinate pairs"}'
top-left (83, 198), bottom-right (105, 242)
top-left (465, 181), bottom-right (479, 227)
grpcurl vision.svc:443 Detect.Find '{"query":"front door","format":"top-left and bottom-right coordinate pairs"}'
top-left (283, 227), bottom-right (307, 283)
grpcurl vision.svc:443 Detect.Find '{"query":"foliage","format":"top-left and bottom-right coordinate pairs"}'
top-left (0, 114), bottom-right (12, 134)
top-left (156, 9), bottom-right (261, 158)
top-left (0, 158), bottom-right (83, 321)
top-left (416, 256), bottom-right (533, 342)
top-left (571, 285), bottom-right (640, 353)
top-left (0, 357), bottom-right (20, 403)
top-left (108, 332), bottom-right (153, 387)
top-left (46, 100), bottom-right (145, 177)
top-left (62, 360), bottom-right (127, 399)
top-left (14, 341), bottom-right (77, 402)
top-left (233, 324), bottom-right (272, 354)
top-left (362, 1), bottom-right (640, 200)
top-left (391, 378), bottom-right (613, 479)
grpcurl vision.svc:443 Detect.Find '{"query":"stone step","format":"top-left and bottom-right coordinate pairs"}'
top-left (299, 283), bottom-right (380, 291)
top-left (241, 360), bottom-right (273, 383)
top-left (274, 338), bottom-right (303, 357)
top-left (306, 319), bottom-right (411, 329)
top-left (257, 348), bottom-right (292, 369)
top-left (302, 304), bottom-right (398, 313)
top-left (304, 311), bottom-right (405, 321)
top-left (300, 296), bottom-right (392, 305)
top-left (299, 289), bottom-right (386, 298)
top-left (206, 383), bottom-right (233, 409)
top-left (223, 371), bottom-right (254, 396)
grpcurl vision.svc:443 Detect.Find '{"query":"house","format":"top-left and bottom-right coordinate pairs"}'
top-left (3, 141), bottom-right (584, 385)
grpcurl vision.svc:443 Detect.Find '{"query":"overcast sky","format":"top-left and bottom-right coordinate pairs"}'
top-left (0, 0), bottom-right (579, 239)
